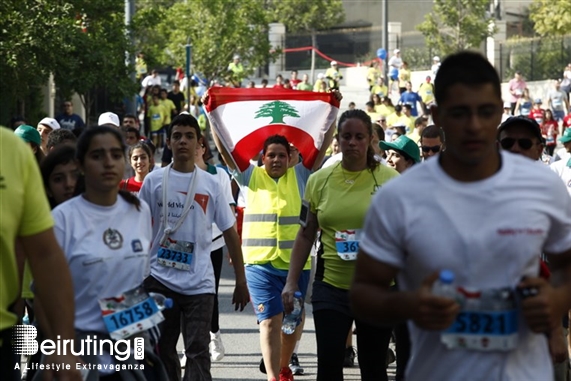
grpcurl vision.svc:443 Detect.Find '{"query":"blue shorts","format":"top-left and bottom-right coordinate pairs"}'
top-left (553, 110), bottom-right (565, 122)
top-left (245, 264), bottom-right (310, 322)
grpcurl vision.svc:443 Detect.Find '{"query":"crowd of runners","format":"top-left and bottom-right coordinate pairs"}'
top-left (2, 49), bottom-right (571, 381)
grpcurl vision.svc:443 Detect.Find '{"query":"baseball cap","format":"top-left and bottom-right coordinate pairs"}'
top-left (14, 125), bottom-right (41, 146)
top-left (38, 117), bottom-right (61, 131)
top-left (497, 116), bottom-right (542, 141)
top-left (503, 101), bottom-right (511, 109)
top-left (433, 56), bottom-right (440, 62)
top-left (317, 73), bottom-right (325, 79)
top-left (379, 135), bottom-right (421, 163)
top-left (394, 49), bottom-right (400, 54)
top-left (559, 128), bottom-right (571, 144)
top-left (98, 112), bottom-right (120, 127)
top-left (233, 54), bottom-right (240, 60)
top-left (534, 98), bottom-right (542, 104)
top-left (330, 61), bottom-right (338, 66)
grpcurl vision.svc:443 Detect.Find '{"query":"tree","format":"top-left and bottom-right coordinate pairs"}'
top-left (255, 101), bottom-right (300, 124)
top-left (53, 0), bottom-right (138, 123)
top-left (267, 0), bottom-right (345, 81)
top-left (529, 0), bottom-right (571, 37)
top-left (135, 0), bottom-right (277, 84)
top-left (417, 0), bottom-right (496, 57)
top-left (0, 0), bottom-right (75, 122)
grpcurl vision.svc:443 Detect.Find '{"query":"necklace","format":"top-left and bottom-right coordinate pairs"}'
top-left (338, 163), bottom-right (364, 184)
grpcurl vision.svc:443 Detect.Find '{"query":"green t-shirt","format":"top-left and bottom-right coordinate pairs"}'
top-left (297, 82), bottom-right (313, 91)
top-left (305, 163), bottom-right (399, 290)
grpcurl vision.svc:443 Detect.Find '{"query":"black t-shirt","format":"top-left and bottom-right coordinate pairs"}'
top-left (167, 91), bottom-right (185, 115)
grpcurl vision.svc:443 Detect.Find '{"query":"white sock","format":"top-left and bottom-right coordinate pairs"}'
top-left (293, 340), bottom-right (300, 354)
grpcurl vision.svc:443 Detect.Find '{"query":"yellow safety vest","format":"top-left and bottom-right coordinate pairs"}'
top-left (242, 166), bottom-right (308, 270)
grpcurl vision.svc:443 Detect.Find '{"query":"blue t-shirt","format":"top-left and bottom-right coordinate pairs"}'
top-left (399, 92), bottom-right (423, 117)
top-left (56, 114), bottom-right (85, 131)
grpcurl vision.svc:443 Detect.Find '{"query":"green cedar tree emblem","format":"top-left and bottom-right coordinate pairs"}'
top-left (254, 101), bottom-right (300, 124)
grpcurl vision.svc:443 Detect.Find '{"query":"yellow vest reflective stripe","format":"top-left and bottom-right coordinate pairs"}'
top-left (243, 166), bottom-right (302, 269)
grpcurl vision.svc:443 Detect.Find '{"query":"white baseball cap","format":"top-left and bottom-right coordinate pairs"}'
top-left (38, 117), bottom-right (60, 131)
top-left (394, 49), bottom-right (400, 54)
top-left (98, 112), bottom-right (120, 127)
top-left (503, 101), bottom-right (511, 109)
top-left (317, 73), bottom-right (325, 79)
top-left (330, 61), bottom-right (338, 66)
top-left (433, 56), bottom-right (440, 62)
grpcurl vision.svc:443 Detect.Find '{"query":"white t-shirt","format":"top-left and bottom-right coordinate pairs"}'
top-left (139, 166), bottom-right (235, 295)
top-left (208, 165), bottom-right (234, 251)
top-left (141, 75), bottom-right (161, 88)
top-left (52, 196), bottom-right (153, 333)
top-left (553, 147), bottom-right (570, 162)
top-left (360, 151), bottom-right (571, 381)
top-left (550, 159), bottom-right (571, 197)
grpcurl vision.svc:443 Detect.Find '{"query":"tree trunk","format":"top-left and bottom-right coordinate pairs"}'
top-left (311, 30), bottom-right (316, 83)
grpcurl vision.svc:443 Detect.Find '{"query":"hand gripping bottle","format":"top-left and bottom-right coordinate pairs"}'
top-left (282, 291), bottom-right (303, 335)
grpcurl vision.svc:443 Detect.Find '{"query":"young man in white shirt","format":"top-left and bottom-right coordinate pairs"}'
top-left (351, 51), bottom-right (571, 381)
top-left (140, 113), bottom-right (249, 381)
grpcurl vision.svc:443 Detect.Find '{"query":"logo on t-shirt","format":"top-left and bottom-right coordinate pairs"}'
top-left (131, 239), bottom-right (143, 252)
top-left (103, 228), bottom-right (123, 250)
top-left (194, 194), bottom-right (209, 213)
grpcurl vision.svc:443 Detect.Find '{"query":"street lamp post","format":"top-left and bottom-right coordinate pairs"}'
top-left (186, 40), bottom-right (192, 109)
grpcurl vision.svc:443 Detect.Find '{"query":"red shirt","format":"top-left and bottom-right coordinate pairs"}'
top-left (563, 113), bottom-right (571, 129)
top-left (290, 79), bottom-right (302, 88)
top-left (529, 108), bottom-right (545, 125)
top-left (119, 177), bottom-right (143, 194)
top-left (541, 120), bottom-right (559, 145)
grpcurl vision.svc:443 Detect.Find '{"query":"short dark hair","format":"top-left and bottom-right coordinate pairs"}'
top-left (263, 135), bottom-right (290, 156)
top-left (366, 101), bottom-right (374, 108)
top-left (421, 125), bottom-right (445, 142)
top-left (123, 113), bottom-right (137, 122)
top-left (261, 79), bottom-right (268, 85)
top-left (167, 113), bottom-right (201, 139)
top-left (47, 129), bottom-right (77, 151)
top-left (414, 116), bottom-right (426, 127)
top-left (41, 145), bottom-right (83, 209)
top-left (434, 51), bottom-right (501, 105)
top-left (173, 80), bottom-right (180, 85)
top-left (125, 127), bottom-right (140, 139)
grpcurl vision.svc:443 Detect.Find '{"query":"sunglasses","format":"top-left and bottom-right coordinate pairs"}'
top-left (421, 145), bottom-right (441, 153)
top-left (500, 138), bottom-right (534, 150)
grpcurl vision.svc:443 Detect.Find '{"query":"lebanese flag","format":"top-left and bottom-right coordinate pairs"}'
top-left (204, 88), bottom-right (340, 172)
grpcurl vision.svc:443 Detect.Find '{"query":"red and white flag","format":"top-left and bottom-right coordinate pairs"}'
top-left (204, 88), bottom-right (340, 172)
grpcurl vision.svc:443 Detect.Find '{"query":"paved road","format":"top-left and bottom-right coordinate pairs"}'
top-left (177, 258), bottom-right (397, 380)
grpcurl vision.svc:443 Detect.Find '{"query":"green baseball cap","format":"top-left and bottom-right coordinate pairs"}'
top-left (14, 124), bottom-right (41, 146)
top-left (559, 128), bottom-right (571, 144)
top-left (379, 135), bottom-right (421, 163)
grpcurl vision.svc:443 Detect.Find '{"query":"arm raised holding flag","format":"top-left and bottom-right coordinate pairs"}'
top-left (204, 88), bottom-right (341, 380)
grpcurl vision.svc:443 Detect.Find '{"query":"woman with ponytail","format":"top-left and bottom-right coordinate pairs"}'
top-left (49, 126), bottom-right (161, 379)
top-left (282, 109), bottom-right (400, 381)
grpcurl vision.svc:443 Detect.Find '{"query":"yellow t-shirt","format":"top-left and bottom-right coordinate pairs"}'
top-left (366, 111), bottom-right (381, 123)
top-left (387, 113), bottom-right (415, 131)
top-left (304, 164), bottom-right (399, 290)
top-left (398, 68), bottom-right (411, 88)
top-left (1, 128), bottom-right (54, 331)
top-left (148, 104), bottom-right (167, 132)
top-left (371, 84), bottom-right (388, 97)
top-left (159, 98), bottom-right (176, 125)
top-left (367, 67), bottom-right (381, 86)
top-left (376, 104), bottom-right (395, 117)
top-left (418, 82), bottom-right (435, 104)
top-left (314, 79), bottom-right (326, 92)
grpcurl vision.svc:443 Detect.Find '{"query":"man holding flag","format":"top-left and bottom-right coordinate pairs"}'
top-left (205, 89), bottom-right (340, 381)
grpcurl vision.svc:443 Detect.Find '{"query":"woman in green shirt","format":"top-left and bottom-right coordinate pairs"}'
top-left (283, 109), bottom-right (399, 381)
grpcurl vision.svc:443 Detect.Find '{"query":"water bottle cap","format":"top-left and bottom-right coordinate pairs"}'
top-left (164, 298), bottom-right (174, 309)
top-left (439, 270), bottom-right (455, 284)
top-left (293, 291), bottom-right (302, 298)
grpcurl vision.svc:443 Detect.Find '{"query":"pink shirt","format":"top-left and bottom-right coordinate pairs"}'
top-left (508, 78), bottom-right (527, 103)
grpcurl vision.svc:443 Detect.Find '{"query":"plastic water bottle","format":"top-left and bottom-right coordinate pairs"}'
top-left (432, 270), bottom-right (460, 300)
top-left (149, 292), bottom-right (174, 310)
top-left (282, 291), bottom-right (303, 335)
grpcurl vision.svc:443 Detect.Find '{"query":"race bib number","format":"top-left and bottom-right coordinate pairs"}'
top-left (100, 286), bottom-right (164, 340)
top-left (151, 113), bottom-right (161, 120)
top-left (158, 239), bottom-right (194, 270)
top-left (440, 288), bottom-right (518, 351)
top-left (334, 229), bottom-right (361, 261)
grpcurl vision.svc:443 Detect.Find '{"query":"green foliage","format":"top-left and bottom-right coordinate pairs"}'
top-left (417, 0), bottom-right (496, 56)
top-left (0, 0), bottom-right (75, 120)
top-left (267, 0), bottom-right (345, 33)
top-left (53, 0), bottom-right (138, 121)
top-left (501, 36), bottom-right (571, 81)
top-left (136, 0), bottom-right (276, 82)
top-left (529, 0), bottom-right (571, 37)
top-left (255, 101), bottom-right (300, 124)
